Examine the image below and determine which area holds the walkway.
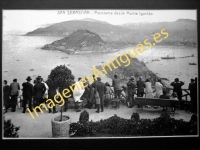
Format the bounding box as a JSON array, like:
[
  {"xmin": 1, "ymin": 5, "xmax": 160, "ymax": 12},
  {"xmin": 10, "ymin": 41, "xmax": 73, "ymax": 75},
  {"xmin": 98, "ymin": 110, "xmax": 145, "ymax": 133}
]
[{"xmin": 3, "ymin": 102, "xmax": 193, "ymax": 138}]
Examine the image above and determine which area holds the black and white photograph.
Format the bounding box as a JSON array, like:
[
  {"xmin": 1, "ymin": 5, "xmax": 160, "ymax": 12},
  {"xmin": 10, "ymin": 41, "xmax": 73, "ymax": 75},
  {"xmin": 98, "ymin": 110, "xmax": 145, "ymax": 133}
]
[{"xmin": 2, "ymin": 9, "xmax": 198, "ymax": 138}]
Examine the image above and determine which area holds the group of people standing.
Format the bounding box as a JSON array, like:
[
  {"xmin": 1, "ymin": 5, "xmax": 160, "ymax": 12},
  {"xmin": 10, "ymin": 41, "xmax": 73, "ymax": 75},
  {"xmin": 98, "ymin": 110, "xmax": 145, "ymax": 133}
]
[
  {"xmin": 3, "ymin": 76, "xmax": 49, "ymax": 113},
  {"xmin": 112, "ymin": 75, "xmax": 197, "ymax": 113},
  {"xmin": 75, "ymin": 75, "xmax": 107, "ymax": 113},
  {"xmin": 3, "ymin": 75, "xmax": 108, "ymax": 114},
  {"xmin": 3, "ymin": 74, "xmax": 197, "ymax": 115}
]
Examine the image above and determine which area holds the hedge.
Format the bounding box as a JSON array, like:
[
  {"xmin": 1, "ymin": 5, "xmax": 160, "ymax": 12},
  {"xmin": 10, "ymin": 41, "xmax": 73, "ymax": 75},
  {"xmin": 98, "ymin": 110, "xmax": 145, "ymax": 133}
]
[{"xmin": 69, "ymin": 112, "xmax": 197, "ymax": 137}]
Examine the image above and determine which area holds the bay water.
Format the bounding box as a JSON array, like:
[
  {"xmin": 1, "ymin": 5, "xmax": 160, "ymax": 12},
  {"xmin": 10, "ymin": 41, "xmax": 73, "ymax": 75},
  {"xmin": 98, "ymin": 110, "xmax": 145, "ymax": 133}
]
[{"xmin": 3, "ymin": 35, "xmax": 198, "ymax": 91}]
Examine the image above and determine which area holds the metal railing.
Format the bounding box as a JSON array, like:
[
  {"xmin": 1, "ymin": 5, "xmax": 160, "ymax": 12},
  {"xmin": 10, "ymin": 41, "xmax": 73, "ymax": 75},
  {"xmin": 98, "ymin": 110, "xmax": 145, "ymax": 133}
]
[{"xmin": 105, "ymin": 87, "xmax": 192, "ymax": 108}]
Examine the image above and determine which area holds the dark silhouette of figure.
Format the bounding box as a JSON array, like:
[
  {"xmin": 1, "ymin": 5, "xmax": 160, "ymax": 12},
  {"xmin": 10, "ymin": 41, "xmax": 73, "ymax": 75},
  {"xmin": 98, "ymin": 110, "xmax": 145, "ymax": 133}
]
[
  {"xmin": 137, "ymin": 77, "xmax": 145, "ymax": 97},
  {"xmin": 33, "ymin": 76, "xmax": 46, "ymax": 109},
  {"xmin": 170, "ymin": 78, "xmax": 184, "ymax": 110},
  {"xmin": 90, "ymin": 75, "xmax": 98, "ymax": 108},
  {"xmin": 22, "ymin": 76, "xmax": 34, "ymax": 113},
  {"xmin": 189, "ymin": 78, "xmax": 197, "ymax": 114},
  {"xmin": 95, "ymin": 77, "xmax": 106, "ymax": 113},
  {"xmin": 112, "ymin": 75, "xmax": 121, "ymax": 99},
  {"xmin": 127, "ymin": 76, "xmax": 136, "ymax": 108},
  {"xmin": 10, "ymin": 79, "xmax": 20, "ymax": 112},
  {"xmin": 3, "ymin": 80, "xmax": 10, "ymax": 113}
]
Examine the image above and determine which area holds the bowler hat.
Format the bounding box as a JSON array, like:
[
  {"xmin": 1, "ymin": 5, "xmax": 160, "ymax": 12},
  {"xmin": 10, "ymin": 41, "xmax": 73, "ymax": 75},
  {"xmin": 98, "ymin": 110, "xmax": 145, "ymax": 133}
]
[{"xmin": 26, "ymin": 76, "xmax": 32, "ymax": 81}]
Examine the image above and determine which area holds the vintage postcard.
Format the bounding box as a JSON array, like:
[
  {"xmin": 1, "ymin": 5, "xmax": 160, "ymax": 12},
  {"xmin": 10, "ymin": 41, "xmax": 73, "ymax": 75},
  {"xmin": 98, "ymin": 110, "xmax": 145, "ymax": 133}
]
[{"xmin": 2, "ymin": 10, "xmax": 198, "ymax": 138}]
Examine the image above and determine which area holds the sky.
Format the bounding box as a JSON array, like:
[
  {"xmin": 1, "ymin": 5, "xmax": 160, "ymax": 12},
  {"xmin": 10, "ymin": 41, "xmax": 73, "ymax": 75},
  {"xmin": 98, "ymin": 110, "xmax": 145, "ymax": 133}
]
[{"xmin": 3, "ymin": 10, "xmax": 197, "ymax": 33}]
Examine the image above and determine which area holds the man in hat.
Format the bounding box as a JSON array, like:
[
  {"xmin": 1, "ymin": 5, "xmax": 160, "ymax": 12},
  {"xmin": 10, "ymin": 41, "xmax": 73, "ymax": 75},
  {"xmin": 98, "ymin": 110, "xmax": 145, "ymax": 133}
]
[
  {"xmin": 170, "ymin": 78, "xmax": 184, "ymax": 110},
  {"xmin": 127, "ymin": 76, "xmax": 136, "ymax": 108},
  {"xmin": 10, "ymin": 78, "xmax": 20, "ymax": 112},
  {"xmin": 95, "ymin": 77, "xmax": 106, "ymax": 113},
  {"xmin": 33, "ymin": 76, "xmax": 46, "ymax": 110},
  {"xmin": 22, "ymin": 76, "xmax": 34, "ymax": 113}
]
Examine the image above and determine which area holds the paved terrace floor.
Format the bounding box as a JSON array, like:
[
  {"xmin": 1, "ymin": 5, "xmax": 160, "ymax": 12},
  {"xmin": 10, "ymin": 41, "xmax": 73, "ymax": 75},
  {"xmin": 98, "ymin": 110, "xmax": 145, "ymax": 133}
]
[{"xmin": 3, "ymin": 100, "xmax": 193, "ymax": 138}]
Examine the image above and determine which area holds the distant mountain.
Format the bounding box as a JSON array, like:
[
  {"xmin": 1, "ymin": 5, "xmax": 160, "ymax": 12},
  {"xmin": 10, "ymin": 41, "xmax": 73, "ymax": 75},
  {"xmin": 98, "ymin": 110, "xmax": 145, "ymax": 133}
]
[
  {"xmin": 4, "ymin": 30, "xmax": 27, "ymax": 35},
  {"xmin": 35, "ymin": 23, "xmax": 55, "ymax": 28},
  {"xmin": 25, "ymin": 19, "xmax": 131, "ymax": 38},
  {"xmin": 26, "ymin": 18, "xmax": 197, "ymax": 46},
  {"xmin": 120, "ymin": 19, "xmax": 197, "ymax": 44},
  {"xmin": 41, "ymin": 29, "xmax": 113, "ymax": 54},
  {"xmin": 76, "ymin": 18, "xmax": 109, "ymax": 24}
]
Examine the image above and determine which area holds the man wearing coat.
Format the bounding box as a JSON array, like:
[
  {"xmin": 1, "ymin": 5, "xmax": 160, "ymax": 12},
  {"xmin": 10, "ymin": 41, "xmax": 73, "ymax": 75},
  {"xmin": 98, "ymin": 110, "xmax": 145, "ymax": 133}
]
[
  {"xmin": 95, "ymin": 77, "xmax": 106, "ymax": 113},
  {"xmin": 136, "ymin": 77, "xmax": 145, "ymax": 108},
  {"xmin": 112, "ymin": 75, "xmax": 121, "ymax": 99},
  {"xmin": 10, "ymin": 78, "xmax": 20, "ymax": 112},
  {"xmin": 89, "ymin": 75, "xmax": 98, "ymax": 108},
  {"xmin": 22, "ymin": 76, "xmax": 34, "ymax": 113},
  {"xmin": 170, "ymin": 78, "xmax": 184, "ymax": 110},
  {"xmin": 33, "ymin": 76, "xmax": 46, "ymax": 110}
]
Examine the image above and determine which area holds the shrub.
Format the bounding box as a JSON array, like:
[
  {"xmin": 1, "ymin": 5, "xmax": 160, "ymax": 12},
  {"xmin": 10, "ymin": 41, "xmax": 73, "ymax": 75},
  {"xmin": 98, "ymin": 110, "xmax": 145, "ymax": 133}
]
[
  {"xmin": 79, "ymin": 110, "xmax": 89, "ymax": 124},
  {"xmin": 4, "ymin": 119, "xmax": 20, "ymax": 138},
  {"xmin": 69, "ymin": 113, "xmax": 197, "ymax": 137},
  {"xmin": 131, "ymin": 112, "xmax": 140, "ymax": 122}
]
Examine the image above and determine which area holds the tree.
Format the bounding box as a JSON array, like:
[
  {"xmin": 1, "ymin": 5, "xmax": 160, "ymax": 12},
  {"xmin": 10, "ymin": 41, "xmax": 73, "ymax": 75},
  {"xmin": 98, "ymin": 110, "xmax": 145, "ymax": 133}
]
[{"xmin": 48, "ymin": 65, "xmax": 75, "ymax": 121}]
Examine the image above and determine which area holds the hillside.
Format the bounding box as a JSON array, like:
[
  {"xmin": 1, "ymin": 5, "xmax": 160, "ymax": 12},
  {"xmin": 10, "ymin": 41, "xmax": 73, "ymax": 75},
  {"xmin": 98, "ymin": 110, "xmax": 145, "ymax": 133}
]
[
  {"xmin": 26, "ymin": 18, "xmax": 197, "ymax": 46},
  {"xmin": 25, "ymin": 20, "xmax": 131, "ymax": 38},
  {"xmin": 96, "ymin": 56, "xmax": 160, "ymax": 86},
  {"xmin": 120, "ymin": 19, "xmax": 197, "ymax": 45},
  {"xmin": 41, "ymin": 29, "xmax": 113, "ymax": 54}
]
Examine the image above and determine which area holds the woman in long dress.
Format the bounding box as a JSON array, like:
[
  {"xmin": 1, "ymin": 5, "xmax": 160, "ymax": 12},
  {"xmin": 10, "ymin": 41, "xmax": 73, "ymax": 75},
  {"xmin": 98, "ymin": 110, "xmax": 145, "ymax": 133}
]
[
  {"xmin": 155, "ymin": 79, "xmax": 163, "ymax": 98},
  {"xmin": 73, "ymin": 78, "xmax": 85, "ymax": 112},
  {"xmin": 104, "ymin": 82, "xmax": 112, "ymax": 106},
  {"xmin": 144, "ymin": 79, "xmax": 154, "ymax": 98}
]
